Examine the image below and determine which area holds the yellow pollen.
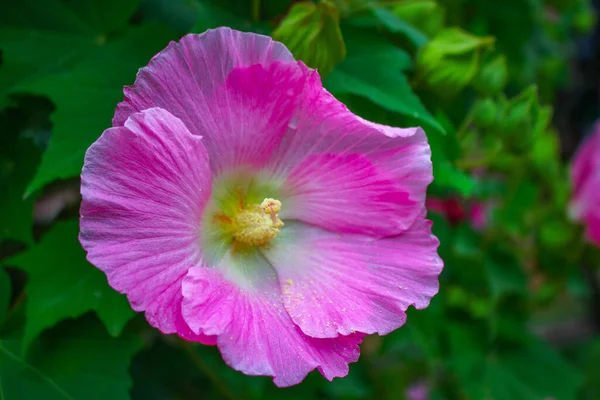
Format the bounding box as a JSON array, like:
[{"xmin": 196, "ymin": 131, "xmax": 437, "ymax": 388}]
[{"xmin": 231, "ymin": 198, "xmax": 284, "ymax": 246}]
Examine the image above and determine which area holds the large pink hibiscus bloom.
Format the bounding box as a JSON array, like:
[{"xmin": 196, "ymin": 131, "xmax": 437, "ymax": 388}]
[
  {"xmin": 79, "ymin": 27, "xmax": 443, "ymax": 387},
  {"xmin": 570, "ymin": 122, "xmax": 600, "ymax": 246}
]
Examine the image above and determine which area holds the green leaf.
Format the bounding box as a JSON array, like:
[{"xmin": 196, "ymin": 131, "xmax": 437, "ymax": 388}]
[
  {"xmin": 0, "ymin": 133, "xmax": 41, "ymax": 245},
  {"xmin": 273, "ymin": 1, "xmax": 346, "ymax": 77},
  {"xmin": 0, "ymin": 314, "xmax": 142, "ymax": 400},
  {"xmin": 473, "ymin": 55, "xmax": 508, "ymax": 96},
  {"xmin": 0, "ymin": 0, "xmax": 176, "ymax": 194},
  {"xmin": 341, "ymin": 26, "xmax": 412, "ymax": 73},
  {"xmin": 448, "ymin": 324, "xmax": 582, "ymax": 400},
  {"xmin": 192, "ymin": 1, "xmax": 270, "ymax": 34},
  {"xmin": 391, "ymin": 0, "xmax": 445, "ymax": 38},
  {"xmin": 4, "ymin": 221, "xmax": 135, "ymax": 349},
  {"xmin": 471, "ymin": 98, "xmax": 499, "ymax": 128},
  {"xmin": 370, "ymin": 7, "xmax": 428, "ymax": 47},
  {"xmin": 193, "ymin": 2, "xmax": 247, "ymax": 32},
  {"xmin": 427, "ymin": 118, "xmax": 476, "ymax": 196},
  {"xmin": 326, "ymin": 68, "xmax": 443, "ymax": 135},
  {"xmin": 482, "ymin": 338, "xmax": 583, "ymax": 400},
  {"xmin": 485, "ymin": 248, "xmax": 527, "ymax": 299},
  {"xmin": 325, "ymin": 31, "xmax": 444, "ymax": 136},
  {"xmin": 416, "ymin": 27, "xmax": 494, "ymax": 95},
  {"xmin": 0, "ymin": 268, "xmax": 10, "ymax": 325},
  {"xmin": 0, "ymin": 0, "xmax": 141, "ymax": 104}
]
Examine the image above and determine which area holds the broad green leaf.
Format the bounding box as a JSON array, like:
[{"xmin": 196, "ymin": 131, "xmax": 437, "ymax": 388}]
[
  {"xmin": 482, "ymin": 338, "xmax": 583, "ymax": 400},
  {"xmin": 4, "ymin": 221, "xmax": 134, "ymax": 349},
  {"xmin": 273, "ymin": 1, "xmax": 346, "ymax": 77},
  {"xmin": 370, "ymin": 7, "xmax": 428, "ymax": 47},
  {"xmin": 0, "ymin": 268, "xmax": 10, "ymax": 324},
  {"xmin": 0, "ymin": 314, "xmax": 142, "ymax": 400},
  {"xmin": 132, "ymin": 338, "xmax": 271, "ymax": 400},
  {"xmin": 22, "ymin": 24, "xmax": 175, "ymax": 195},
  {"xmin": 0, "ymin": 135, "xmax": 40, "ymax": 245},
  {"xmin": 192, "ymin": 1, "xmax": 270, "ymax": 34},
  {"xmin": 0, "ymin": 0, "xmax": 176, "ymax": 194},
  {"xmin": 448, "ymin": 321, "xmax": 582, "ymax": 400},
  {"xmin": 341, "ymin": 26, "xmax": 412, "ymax": 73},
  {"xmin": 347, "ymin": 5, "xmax": 428, "ymax": 48},
  {"xmin": 326, "ymin": 67, "xmax": 443, "ymax": 136},
  {"xmin": 0, "ymin": 0, "xmax": 141, "ymax": 104},
  {"xmin": 140, "ymin": 0, "xmax": 202, "ymax": 34},
  {"xmin": 325, "ymin": 36, "xmax": 444, "ymax": 136}
]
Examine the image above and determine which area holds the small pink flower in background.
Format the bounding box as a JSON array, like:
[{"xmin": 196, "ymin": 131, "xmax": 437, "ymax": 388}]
[
  {"xmin": 79, "ymin": 28, "xmax": 442, "ymax": 386},
  {"xmin": 426, "ymin": 196, "xmax": 488, "ymax": 230},
  {"xmin": 469, "ymin": 202, "xmax": 488, "ymax": 231},
  {"xmin": 426, "ymin": 197, "xmax": 466, "ymax": 225},
  {"xmin": 405, "ymin": 381, "xmax": 430, "ymax": 400},
  {"xmin": 570, "ymin": 122, "xmax": 600, "ymax": 246}
]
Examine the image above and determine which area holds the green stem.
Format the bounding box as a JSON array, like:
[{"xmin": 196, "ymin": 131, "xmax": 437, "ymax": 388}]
[{"xmin": 179, "ymin": 340, "xmax": 239, "ymax": 400}]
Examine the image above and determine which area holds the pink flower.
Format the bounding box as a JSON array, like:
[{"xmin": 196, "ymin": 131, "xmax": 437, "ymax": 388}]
[
  {"xmin": 79, "ymin": 28, "xmax": 442, "ymax": 386},
  {"xmin": 426, "ymin": 196, "xmax": 488, "ymax": 230},
  {"xmin": 426, "ymin": 197, "xmax": 466, "ymax": 225},
  {"xmin": 570, "ymin": 122, "xmax": 600, "ymax": 246}
]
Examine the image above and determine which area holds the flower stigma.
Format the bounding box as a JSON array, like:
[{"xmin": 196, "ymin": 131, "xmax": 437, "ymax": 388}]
[{"xmin": 230, "ymin": 198, "xmax": 284, "ymax": 247}]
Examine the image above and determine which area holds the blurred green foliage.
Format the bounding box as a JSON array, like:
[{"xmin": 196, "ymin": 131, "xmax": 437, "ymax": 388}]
[{"xmin": 0, "ymin": 0, "xmax": 598, "ymax": 399}]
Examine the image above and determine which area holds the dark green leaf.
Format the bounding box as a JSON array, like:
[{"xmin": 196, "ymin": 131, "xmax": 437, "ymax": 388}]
[
  {"xmin": 369, "ymin": 7, "xmax": 428, "ymax": 48},
  {"xmin": 0, "ymin": 0, "xmax": 141, "ymax": 104},
  {"xmin": 341, "ymin": 26, "xmax": 412, "ymax": 72},
  {"xmin": 192, "ymin": 1, "xmax": 267, "ymax": 34},
  {"xmin": 325, "ymin": 54, "xmax": 444, "ymax": 136},
  {"xmin": 22, "ymin": 24, "xmax": 175, "ymax": 194},
  {"xmin": 0, "ymin": 0, "xmax": 176, "ymax": 193},
  {"xmin": 0, "ymin": 314, "xmax": 142, "ymax": 400},
  {"xmin": 483, "ymin": 338, "xmax": 583, "ymax": 400},
  {"xmin": 485, "ymin": 248, "xmax": 527, "ymax": 298},
  {"xmin": 4, "ymin": 221, "xmax": 135, "ymax": 348},
  {"xmin": 0, "ymin": 136, "xmax": 40, "ymax": 245},
  {"xmin": 0, "ymin": 268, "xmax": 10, "ymax": 325}
]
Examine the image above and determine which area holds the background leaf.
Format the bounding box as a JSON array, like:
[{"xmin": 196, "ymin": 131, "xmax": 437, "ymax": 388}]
[
  {"xmin": 0, "ymin": 0, "xmax": 176, "ymax": 194},
  {"xmin": 3, "ymin": 222, "xmax": 135, "ymax": 349},
  {"xmin": 274, "ymin": 1, "xmax": 346, "ymax": 76},
  {"xmin": 0, "ymin": 314, "xmax": 142, "ymax": 400},
  {"xmin": 325, "ymin": 28, "xmax": 444, "ymax": 135},
  {"xmin": 0, "ymin": 268, "xmax": 10, "ymax": 325}
]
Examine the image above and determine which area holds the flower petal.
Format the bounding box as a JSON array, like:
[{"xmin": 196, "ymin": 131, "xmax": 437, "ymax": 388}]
[
  {"xmin": 114, "ymin": 28, "xmax": 304, "ymax": 173},
  {"xmin": 181, "ymin": 250, "xmax": 362, "ymax": 387},
  {"xmin": 205, "ymin": 61, "xmax": 313, "ymax": 172},
  {"xmin": 80, "ymin": 107, "xmax": 212, "ymax": 341},
  {"xmin": 262, "ymin": 214, "xmax": 442, "ymax": 338},
  {"xmin": 570, "ymin": 123, "xmax": 600, "ymax": 245},
  {"xmin": 281, "ymin": 153, "xmax": 411, "ymax": 236},
  {"xmin": 269, "ymin": 75, "xmax": 432, "ymax": 235},
  {"xmin": 572, "ymin": 123, "xmax": 600, "ymax": 199}
]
